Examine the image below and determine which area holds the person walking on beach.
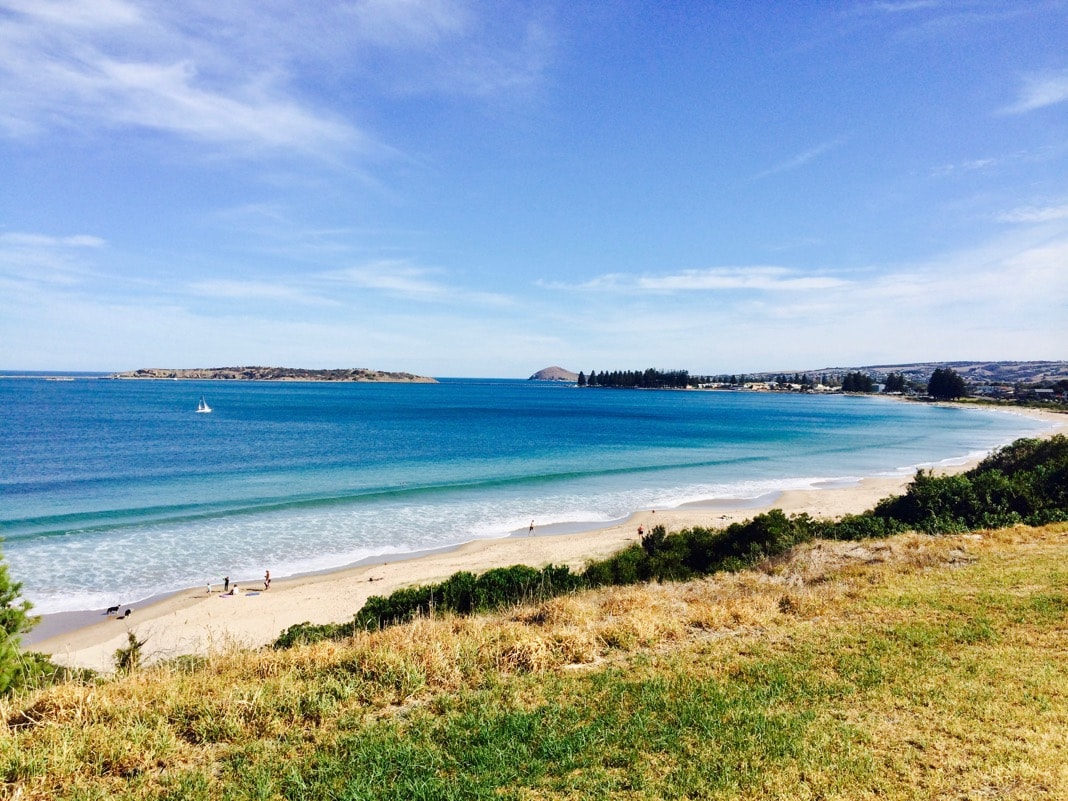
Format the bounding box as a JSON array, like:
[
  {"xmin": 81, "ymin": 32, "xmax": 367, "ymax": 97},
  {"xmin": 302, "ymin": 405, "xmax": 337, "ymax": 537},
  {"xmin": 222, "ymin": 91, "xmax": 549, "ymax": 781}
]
[
  {"xmin": 529, "ymin": 519, "xmax": 535, "ymax": 536},
  {"xmin": 224, "ymin": 576, "xmax": 230, "ymax": 593},
  {"xmin": 264, "ymin": 570, "xmax": 271, "ymax": 591}
]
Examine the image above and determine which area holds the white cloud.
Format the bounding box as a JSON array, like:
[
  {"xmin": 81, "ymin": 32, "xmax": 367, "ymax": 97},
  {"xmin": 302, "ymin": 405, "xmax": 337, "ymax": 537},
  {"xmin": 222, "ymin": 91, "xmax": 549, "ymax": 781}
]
[
  {"xmin": 1, "ymin": 0, "xmax": 143, "ymax": 28},
  {"xmin": 556, "ymin": 266, "xmax": 850, "ymax": 294},
  {"xmin": 345, "ymin": 0, "xmax": 470, "ymax": 47},
  {"xmin": 930, "ymin": 157, "xmax": 997, "ymax": 177},
  {"xmin": 639, "ymin": 268, "xmax": 849, "ymax": 292},
  {"xmin": 0, "ymin": 231, "xmax": 107, "ymax": 285},
  {"xmin": 326, "ymin": 262, "xmax": 451, "ymax": 297},
  {"xmin": 0, "ymin": 3, "xmax": 358, "ymax": 154},
  {"xmin": 0, "ymin": 233, "xmax": 105, "ymax": 248},
  {"xmin": 322, "ymin": 261, "xmax": 514, "ymax": 307},
  {"xmin": 869, "ymin": 1, "xmax": 944, "ymax": 12},
  {"xmin": 1002, "ymin": 70, "xmax": 1068, "ymax": 114},
  {"xmin": 997, "ymin": 203, "xmax": 1068, "ymax": 223},
  {"xmin": 0, "ymin": 0, "xmax": 553, "ymax": 149},
  {"xmin": 186, "ymin": 279, "xmax": 337, "ymax": 307},
  {"xmin": 753, "ymin": 138, "xmax": 845, "ymax": 180}
]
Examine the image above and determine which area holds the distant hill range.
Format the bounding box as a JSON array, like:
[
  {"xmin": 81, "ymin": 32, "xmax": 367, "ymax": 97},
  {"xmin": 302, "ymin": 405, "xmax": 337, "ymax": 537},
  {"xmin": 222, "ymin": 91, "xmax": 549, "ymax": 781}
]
[
  {"xmin": 112, "ymin": 367, "xmax": 437, "ymax": 383},
  {"xmin": 758, "ymin": 360, "xmax": 1068, "ymax": 385},
  {"xmin": 528, "ymin": 366, "xmax": 580, "ymax": 382}
]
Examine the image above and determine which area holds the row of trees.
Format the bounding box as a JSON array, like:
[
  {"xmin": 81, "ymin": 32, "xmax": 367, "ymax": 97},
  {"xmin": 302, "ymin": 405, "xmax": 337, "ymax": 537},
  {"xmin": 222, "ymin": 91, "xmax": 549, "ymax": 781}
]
[
  {"xmin": 695, "ymin": 371, "xmax": 927, "ymax": 394},
  {"xmin": 578, "ymin": 369, "xmax": 692, "ymax": 388},
  {"xmin": 840, "ymin": 372, "xmax": 876, "ymax": 393},
  {"xmin": 841, "ymin": 368, "xmax": 958, "ymax": 397}
]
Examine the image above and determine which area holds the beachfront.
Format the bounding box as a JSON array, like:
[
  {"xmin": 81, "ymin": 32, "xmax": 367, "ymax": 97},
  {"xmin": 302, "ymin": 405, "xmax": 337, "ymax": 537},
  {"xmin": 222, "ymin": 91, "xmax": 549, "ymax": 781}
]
[{"xmin": 30, "ymin": 407, "xmax": 1064, "ymax": 674}]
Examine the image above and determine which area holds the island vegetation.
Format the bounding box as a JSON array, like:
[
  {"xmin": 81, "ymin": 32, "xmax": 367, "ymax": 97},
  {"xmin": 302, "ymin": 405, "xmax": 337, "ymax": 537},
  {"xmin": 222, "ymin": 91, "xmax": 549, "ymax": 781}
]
[{"xmin": 110, "ymin": 366, "xmax": 437, "ymax": 383}]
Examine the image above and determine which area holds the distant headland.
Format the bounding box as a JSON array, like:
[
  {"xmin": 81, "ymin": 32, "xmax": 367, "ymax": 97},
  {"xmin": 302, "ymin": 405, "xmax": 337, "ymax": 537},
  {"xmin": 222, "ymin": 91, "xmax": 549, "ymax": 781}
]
[{"xmin": 110, "ymin": 367, "xmax": 438, "ymax": 383}]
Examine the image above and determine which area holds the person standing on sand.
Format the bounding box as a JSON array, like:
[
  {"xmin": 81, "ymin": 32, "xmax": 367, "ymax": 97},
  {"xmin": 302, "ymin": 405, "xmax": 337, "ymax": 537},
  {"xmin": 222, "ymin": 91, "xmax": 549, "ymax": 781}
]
[
  {"xmin": 264, "ymin": 570, "xmax": 271, "ymax": 591},
  {"xmin": 529, "ymin": 520, "xmax": 535, "ymax": 536},
  {"xmin": 224, "ymin": 576, "xmax": 230, "ymax": 593}
]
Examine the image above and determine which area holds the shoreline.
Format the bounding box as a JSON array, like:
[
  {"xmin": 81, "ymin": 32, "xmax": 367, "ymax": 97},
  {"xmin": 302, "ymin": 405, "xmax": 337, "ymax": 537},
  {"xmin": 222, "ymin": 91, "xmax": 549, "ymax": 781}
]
[{"xmin": 29, "ymin": 407, "xmax": 1065, "ymax": 673}]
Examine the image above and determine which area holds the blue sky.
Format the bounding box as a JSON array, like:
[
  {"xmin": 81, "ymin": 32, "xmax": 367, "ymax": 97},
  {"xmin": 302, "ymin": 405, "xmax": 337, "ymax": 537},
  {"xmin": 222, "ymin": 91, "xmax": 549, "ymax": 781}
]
[{"xmin": 1, "ymin": 0, "xmax": 1066, "ymax": 377}]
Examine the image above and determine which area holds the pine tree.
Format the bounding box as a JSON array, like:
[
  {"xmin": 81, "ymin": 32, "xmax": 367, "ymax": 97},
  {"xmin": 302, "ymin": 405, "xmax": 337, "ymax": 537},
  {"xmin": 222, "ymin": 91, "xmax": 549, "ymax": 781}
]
[
  {"xmin": 0, "ymin": 545, "xmax": 38, "ymax": 694},
  {"xmin": 927, "ymin": 367, "xmax": 967, "ymax": 399}
]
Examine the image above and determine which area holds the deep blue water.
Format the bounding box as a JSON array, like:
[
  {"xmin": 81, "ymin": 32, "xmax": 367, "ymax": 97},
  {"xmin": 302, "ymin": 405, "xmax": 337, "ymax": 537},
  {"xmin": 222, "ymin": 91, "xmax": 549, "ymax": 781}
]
[{"xmin": 0, "ymin": 377, "xmax": 1049, "ymax": 613}]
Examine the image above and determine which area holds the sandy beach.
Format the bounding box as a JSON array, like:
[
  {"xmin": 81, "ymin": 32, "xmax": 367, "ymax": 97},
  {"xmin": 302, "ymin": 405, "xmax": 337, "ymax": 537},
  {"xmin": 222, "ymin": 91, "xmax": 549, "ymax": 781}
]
[{"xmin": 30, "ymin": 405, "xmax": 1064, "ymax": 673}]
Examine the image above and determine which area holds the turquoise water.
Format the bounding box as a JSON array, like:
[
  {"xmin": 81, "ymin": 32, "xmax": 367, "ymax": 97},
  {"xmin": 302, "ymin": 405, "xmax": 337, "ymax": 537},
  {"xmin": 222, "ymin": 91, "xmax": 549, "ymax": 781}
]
[{"xmin": 0, "ymin": 377, "xmax": 1049, "ymax": 614}]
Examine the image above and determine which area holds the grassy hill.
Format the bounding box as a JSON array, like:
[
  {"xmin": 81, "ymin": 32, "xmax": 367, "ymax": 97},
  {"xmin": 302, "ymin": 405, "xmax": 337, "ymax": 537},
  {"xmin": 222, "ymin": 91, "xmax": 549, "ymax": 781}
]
[{"xmin": 3, "ymin": 521, "xmax": 1066, "ymax": 800}]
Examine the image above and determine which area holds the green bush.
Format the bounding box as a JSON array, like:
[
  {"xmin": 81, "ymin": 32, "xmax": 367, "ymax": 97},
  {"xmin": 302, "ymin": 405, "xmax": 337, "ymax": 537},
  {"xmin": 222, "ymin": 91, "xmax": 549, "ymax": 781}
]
[
  {"xmin": 273, "ymin": 620, "xmax": 353, "ymax": 649},
  {"xmin": 275, "ymin": 563, "xmax": 585, "ymax": 647},
  {"xmin": 854, "ymin": 435, "xmax": 1068, "ymax": 535}
]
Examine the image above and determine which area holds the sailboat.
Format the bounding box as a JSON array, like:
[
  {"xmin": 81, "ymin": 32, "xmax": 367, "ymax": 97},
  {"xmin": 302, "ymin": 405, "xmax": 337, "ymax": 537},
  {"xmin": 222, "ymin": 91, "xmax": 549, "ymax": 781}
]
[{"xmin": 196, "ymin": 396, "xmax": 212, "ymax": 414}]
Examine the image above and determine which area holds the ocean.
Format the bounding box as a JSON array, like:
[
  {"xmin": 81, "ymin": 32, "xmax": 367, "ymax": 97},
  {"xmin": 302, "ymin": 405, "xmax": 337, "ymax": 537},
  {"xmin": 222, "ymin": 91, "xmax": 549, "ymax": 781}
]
[{"xmin": 0, "ymin": 377, "xmax": 1050, "ymax": 616}]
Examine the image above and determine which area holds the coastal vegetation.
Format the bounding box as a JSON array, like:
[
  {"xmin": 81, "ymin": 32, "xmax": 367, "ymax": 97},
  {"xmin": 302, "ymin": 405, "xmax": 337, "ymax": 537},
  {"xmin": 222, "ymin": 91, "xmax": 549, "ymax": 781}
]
[
  {"xmin": 926, "ymin": 366, "xmax": 967, "ymax": 399},
  {"xmin": 0, "ymin": 550, "xmax": 37, "ymax": 695},
  {"xmin": 839, "ymin": 371, "xmax": 875, "ymax": 393},
  {"xmin": 1, "ymin": 434, "xmax": 1066, "ymax": 798},
  {"xmin": 579, "ymin": 368, "xmax": 692, "ymax": 388}
]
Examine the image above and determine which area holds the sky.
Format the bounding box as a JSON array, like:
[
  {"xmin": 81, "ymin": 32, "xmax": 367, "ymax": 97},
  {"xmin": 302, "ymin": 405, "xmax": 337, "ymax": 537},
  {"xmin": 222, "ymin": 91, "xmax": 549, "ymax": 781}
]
[{"xmin": 1, "ymin": 0, "xmax": 1066, "ymax": 378}]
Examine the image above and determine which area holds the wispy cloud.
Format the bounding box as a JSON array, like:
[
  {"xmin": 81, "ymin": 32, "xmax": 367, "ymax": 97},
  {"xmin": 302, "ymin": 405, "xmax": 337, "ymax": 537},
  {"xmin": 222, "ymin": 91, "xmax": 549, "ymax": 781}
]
[
  {"xmin": 752, "ymin": 138, "xmax": 845, "ymax": 180},
  {"xmin": 0, "ymin": 233, "xmax": 105, "ymax": 249},
  {"xmin": 0, "ymin": 0, "xmax": 363, "ymax": 154},
  {"xmin": 185, "ymin": 279, "xmax": 338, "ymax": 307},
  {"xmin": 344, "ymin": 0, "xmax": 471, "ymax": 48},
  {"xmin": 1002, "ymin": 69, "xmax": 1068, "ymax": 114},
  {"xmin": 997, "ymin": 203, "xmax": 1068, "ymax": 223},
  {"xmin": 0, "ymin": 0, "xmax": 553, "ymax": 152},
  {"xmin": 868, "ymin": 1, "xmax": 945, "ymax": 13},
  {"xmin": 555, "ymin": 266, "xmax": 850, "ymax": 295},
  {"xmin": 930, "ymin": 157, "xmax": 997, "ymax": 177},
  {"xmin": 327, "ymin": 262, "xmax": 451, "ymax": 297},
  {"xmin": 0, "ymin": 231, "xmax": 106, "ymax": 284},
  {"xmin": 325, "ymin": 261, "xmax": 513, "ymax": 306}
]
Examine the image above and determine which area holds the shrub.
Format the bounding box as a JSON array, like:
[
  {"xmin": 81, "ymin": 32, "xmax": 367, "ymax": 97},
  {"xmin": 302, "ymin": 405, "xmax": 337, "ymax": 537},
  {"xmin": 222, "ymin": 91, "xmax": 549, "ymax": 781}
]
[{"xmin": 114, "ymin": 632, "xmax": 147, "ymax": 673}]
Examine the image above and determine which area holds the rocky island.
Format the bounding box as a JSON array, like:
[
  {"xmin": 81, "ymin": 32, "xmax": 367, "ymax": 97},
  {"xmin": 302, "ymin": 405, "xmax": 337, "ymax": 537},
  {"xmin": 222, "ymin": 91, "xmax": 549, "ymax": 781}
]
[
  {"xmin": 111, "ymin": 366, "xmax": 437, "ymax": 383},
  {"xmin": 528, "ymin": 365, "xmax": 579, "ymax": 382}
]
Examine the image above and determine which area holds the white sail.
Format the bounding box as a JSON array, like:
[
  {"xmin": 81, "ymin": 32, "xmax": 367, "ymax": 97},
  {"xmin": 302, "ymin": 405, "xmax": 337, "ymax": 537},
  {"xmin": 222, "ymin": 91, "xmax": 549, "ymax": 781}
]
[{"xmin": 196, "ymin": 396, "xmax": 212, "ymax": 413}]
